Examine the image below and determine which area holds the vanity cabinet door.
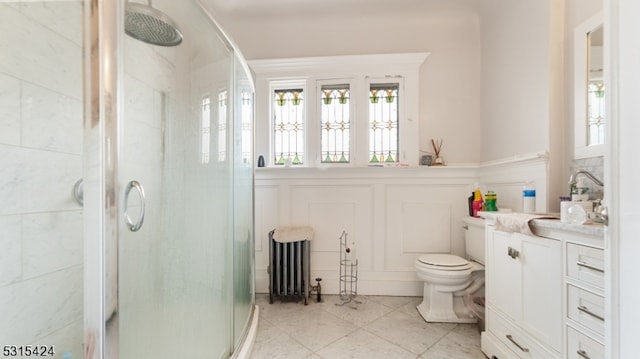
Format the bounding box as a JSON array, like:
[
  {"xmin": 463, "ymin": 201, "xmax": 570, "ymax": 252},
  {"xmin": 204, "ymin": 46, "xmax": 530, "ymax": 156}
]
[
  {"xmin": 521, "ymin": 235, "xmax": 563, "ymax": 352},
  {"xmin": 485, "ymin": 226, "xmax": 563, "ymax": 357},
  {"xmin": 488, "ymin": 229, "xmax": 523, "ymax": 321}
]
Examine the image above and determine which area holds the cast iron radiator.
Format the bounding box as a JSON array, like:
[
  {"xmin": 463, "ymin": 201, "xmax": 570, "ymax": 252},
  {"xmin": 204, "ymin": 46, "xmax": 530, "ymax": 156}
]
[{"xmin": 268, "ymin": 229, "xmax": 310, "ymax": 305}]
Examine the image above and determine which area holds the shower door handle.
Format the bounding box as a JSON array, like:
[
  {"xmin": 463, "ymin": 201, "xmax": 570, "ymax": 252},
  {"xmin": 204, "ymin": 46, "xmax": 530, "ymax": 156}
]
[{"xmin": 124, "ymin": 180, "xmax": 146, "ymax": 232}]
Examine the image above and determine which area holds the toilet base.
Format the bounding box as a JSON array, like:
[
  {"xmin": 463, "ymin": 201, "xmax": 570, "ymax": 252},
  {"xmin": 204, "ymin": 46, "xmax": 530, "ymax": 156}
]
[{"xmin": 416, "ymin": 283, "xmax": 477, "ymax": 324}]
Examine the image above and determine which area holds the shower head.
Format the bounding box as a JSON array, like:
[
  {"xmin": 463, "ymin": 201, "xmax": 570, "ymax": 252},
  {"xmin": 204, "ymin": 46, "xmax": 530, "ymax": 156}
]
[{"xmin": 125, "ymin": 2, "xmax": 183, "ymax": 47}]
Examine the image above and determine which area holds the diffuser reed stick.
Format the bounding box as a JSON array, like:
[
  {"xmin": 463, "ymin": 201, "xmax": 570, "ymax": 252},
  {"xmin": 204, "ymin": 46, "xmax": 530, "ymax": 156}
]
[{"xmin": 431, "ymin": 138, "xmax": 444, "ymax": 165}]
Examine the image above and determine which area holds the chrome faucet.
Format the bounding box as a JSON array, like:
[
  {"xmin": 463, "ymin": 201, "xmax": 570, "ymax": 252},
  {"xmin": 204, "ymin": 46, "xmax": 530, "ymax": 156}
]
[{"xmin": 568, "ymin": 169, "xmax": 604, "ymax": 188}]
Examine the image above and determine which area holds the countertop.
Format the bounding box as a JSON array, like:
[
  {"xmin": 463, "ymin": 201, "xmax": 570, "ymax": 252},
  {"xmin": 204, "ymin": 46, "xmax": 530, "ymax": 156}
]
[
  {"xmin": 479, "ymin": 211, "xmax": 605, "ymax": 239},
  {"xmin": 530, "ymin": 218, "xmax": 605, "ymax": 238}
]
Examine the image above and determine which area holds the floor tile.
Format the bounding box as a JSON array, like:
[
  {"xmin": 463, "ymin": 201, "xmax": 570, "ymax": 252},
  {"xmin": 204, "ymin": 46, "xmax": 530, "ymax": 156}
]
[
  {"xmin": 364, "ymin": 309, "xmax": 455, "ymax": 355},
  {"xmin": 249, "ymin": 294, "xmax": 485, "ymax": 359},
  {"xmin": 316, "ymin": 329, "xmax": 416, "ymax": 359},
  {"xmin": 249, "ymin": 320, "xmax": 314, "ymax": 359},
  {"xmin": 419, "ymin": 324, "xmax": 485, "ymax": 359}
]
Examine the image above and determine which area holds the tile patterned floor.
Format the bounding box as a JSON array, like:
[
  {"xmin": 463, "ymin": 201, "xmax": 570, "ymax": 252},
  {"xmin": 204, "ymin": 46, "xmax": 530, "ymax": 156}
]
[{"xmin": 249, "ymin": 294, "xmax": 487, "ymax": 359}]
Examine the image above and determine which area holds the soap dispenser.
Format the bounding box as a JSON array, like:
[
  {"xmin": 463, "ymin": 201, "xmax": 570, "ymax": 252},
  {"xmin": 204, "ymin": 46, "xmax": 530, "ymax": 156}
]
[{"xmin": 571, "ymin": 177, "xmax": 589, "ymax": 201}]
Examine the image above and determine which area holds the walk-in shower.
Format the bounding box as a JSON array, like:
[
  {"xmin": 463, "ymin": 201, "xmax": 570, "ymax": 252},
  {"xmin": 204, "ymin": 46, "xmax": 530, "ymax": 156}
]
[{"xmin": 0, "ymin": 1, "xmax": 255, "ymax": 358}]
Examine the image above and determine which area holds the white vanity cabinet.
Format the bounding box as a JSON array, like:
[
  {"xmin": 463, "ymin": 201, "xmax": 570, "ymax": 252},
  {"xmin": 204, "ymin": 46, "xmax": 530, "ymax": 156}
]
[
  {"xmin": 481, "ymin": 223, "xmax": 563, "ymax": 359},
  {"xmin": 563, "ymin": 231, "xmax": 605, "ymax": 359}
]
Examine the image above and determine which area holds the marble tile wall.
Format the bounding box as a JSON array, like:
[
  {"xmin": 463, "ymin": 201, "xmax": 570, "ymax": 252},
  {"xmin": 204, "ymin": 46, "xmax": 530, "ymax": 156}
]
[{"xmin": 0, "ymin": 2, "xmax": 83, "ymax": 356}]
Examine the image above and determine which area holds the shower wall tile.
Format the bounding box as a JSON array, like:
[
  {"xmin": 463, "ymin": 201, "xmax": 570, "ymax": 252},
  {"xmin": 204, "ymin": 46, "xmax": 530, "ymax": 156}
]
[
  {"xmin": 36, "ymin": 319, "xmax": 83, "ymax": 358},
  {"xmin": 0, "ymin": 1, "xmax": 84, "ymax": 351},
  {"xmin": 0, "ymin": 145, "xmax": 81, "ymax": 215},
  {"xmin": 125, "ymin": 74, "xmax": 164, "ymax": 130},
  {"xmin": 0, "ymin": 215, "xmax": 22, "ymax": 286},
  {"xmin": 22, "ymin": 82, "xmax": 83, "ymax": 154},
  {"xmin": 123, "ymin": 120, "xmax": 164, "ymax": 166},
  {"xmin": 0, "ymin": 73, "xmax": 21, "ymax": 146},
  {"xmin": 125, "ymin": 37, "xmax": 176, "ymax": 94},
  {"xmin": 0, "ymin": 145, "xmax": 24, "ymax": 214},
  {"xmin": 19, "ymin": 1, "xmax": 83, "ymax": 46},
  {"xmin": 22, "ymin": 211, "xmax": 83, "ymax": 279},
  {"xmin": 0, "ymin": 4, "xmax": 81, "ymax": 99},
  {"xmin": 0, "ymin": 265, "xmax": 83, "ymax": 343},
  {"xmin": 2, "ymin": 3, "xmax": 20, "ymax": 11}
]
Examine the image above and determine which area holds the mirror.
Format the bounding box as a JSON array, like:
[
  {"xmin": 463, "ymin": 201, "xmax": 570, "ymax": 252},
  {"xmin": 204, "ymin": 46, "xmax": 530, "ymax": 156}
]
[
  {"xmin": 587, "ymin": 26, "xmax": 604, "ymax": 146},
  {"xmin": 574, "ymin": 12, "xmax": 604, "ymax": 159}
]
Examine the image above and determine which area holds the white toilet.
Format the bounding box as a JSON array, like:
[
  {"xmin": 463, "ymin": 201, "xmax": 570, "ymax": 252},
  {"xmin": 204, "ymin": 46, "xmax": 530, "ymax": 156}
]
[{"xmin": 415, "ymin": 216, "xmax": 485, "ymax": 323}]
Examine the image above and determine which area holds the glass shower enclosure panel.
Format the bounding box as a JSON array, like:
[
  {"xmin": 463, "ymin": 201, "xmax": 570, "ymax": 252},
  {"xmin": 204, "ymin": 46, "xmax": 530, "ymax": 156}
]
[
  {"xmin": 233, "ymin": 54, "xmax": 255, "ymax": 345},
  {"xmin": 117, "ymin": 1, "xmax": 240, "ymax": 358}
]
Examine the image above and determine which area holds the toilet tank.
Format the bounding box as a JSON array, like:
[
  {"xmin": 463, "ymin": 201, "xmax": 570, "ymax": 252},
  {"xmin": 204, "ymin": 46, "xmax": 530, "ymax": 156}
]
[{"xmin": 463, "ymin": 216, "xmax": 485, "ymax": 265}]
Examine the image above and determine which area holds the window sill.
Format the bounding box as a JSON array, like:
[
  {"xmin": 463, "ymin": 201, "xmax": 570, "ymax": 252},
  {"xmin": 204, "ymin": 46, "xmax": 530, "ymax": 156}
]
[{"xmin": 255, "ymin": 165, "xmax": 479, "ymax": 181}]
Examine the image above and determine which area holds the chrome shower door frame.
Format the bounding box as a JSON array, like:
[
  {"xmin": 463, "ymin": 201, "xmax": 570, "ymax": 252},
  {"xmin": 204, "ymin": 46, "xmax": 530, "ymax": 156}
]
[{"xmin": 84, "ymin": 0, "xmax": 122, "ymax": 358}]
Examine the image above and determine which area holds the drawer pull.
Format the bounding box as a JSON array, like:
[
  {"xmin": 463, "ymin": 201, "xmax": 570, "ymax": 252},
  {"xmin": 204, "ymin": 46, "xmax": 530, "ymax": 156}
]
[
  {"xmin": 506, "ymin": 334, "xmax": 530, "ymax": 353},
  {"xmin": 578, "ymin": 305, "xmax": 605, "ymax": 321},
  {"xmin": 507, "ymin": 247, "xmax": 520, "ymax": 259},
  {"xmin": 577, "ymin": 349, "xmax": 591, "ymax": 359},
  {"xmin": 576, "ymin": 260, "xmax": 604, "ymax": 273}
]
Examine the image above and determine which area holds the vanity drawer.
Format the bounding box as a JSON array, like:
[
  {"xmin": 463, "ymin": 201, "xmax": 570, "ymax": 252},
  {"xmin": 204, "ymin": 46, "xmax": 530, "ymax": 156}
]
[
  {"xmin": 567, "ymin": 284, "xmax": 605, "ymax": 336},
  {"xmin": 566, "ymin": 243, "xmax": 604, "ymax": 288},
  {"xmin": 567, "ymin": 326, "xmax": 604, "ymax": 359},
  {"xmin": 487, "ymin": 308, "xmax": 558, "ymax": 359}
]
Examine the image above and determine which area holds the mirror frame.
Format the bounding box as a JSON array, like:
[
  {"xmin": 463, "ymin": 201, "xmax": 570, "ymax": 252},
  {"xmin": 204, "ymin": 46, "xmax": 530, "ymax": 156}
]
[{"xmin": 574, "ymin": 12, "xmax": 604, "ymax": 159}]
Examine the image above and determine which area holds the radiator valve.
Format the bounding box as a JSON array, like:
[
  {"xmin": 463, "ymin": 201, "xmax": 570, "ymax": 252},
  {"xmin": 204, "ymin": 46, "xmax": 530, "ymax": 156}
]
[{"xmin": 311, "ymin": 277, "xmax": 322, "ymax": 302}]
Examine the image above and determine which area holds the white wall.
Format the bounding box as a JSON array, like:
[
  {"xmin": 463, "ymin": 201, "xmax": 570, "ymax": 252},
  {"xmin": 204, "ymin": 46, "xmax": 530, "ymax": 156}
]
[
  {"xmin": 0, "ymin": 2, "xmax": 83, "ymax": 355},
  {"xmin": 478, "ymin": 1, "xmax": 553, "ymax": 161},
  {"xmin": 211, "ymin": 0, "xmax": 588, "ymax": 294},
  {"xmin": 221, "ymin": 0, "xmax": 562, "ymax": 294},
  {"xmin": 476, "ymin": 0, "xmax": 565, "ymax": 212},
  {"xmin": 216, "ymin": 5, "xmax": 483, "ymax": 165}
]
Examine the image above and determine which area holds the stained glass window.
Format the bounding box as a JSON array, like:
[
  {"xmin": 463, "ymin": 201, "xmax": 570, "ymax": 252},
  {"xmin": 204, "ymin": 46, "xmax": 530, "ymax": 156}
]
[
  {"xmin": 273, "ymin": 89, "xmax": 304, "ymax": 165},
  {"xmin": 587, "ymin": 80, "xmax": 605, "ymax": 146},
  {"xmin": 320, "ymin": 85, "xmax": 350, "ymax": 163},
  {"xmin": 218, "ymin": 90, "xmax": 227, "ymax": 162},
  {"xmin": 201, "ymin": 96, "xmax": 211, "ymax": 164},
  {"xmin": 241, "ymin": 90, "xmax": 252, "ymax": 164},
  {"xmin": 369, "ymin": 83, "xmax": 399, "ymax": 163}
]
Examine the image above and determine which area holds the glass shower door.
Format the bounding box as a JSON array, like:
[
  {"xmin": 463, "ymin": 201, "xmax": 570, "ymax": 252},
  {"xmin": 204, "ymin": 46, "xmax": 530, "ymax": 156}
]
[{"xmin": 117, "ymin": 1, "xmax": 235, "ymax": 358}]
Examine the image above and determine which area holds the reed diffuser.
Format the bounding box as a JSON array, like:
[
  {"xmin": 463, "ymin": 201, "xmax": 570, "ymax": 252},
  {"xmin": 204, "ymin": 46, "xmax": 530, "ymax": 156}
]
[{"xmin": 431, "ymin": 138, "xmax": 444, "ymax": 166}]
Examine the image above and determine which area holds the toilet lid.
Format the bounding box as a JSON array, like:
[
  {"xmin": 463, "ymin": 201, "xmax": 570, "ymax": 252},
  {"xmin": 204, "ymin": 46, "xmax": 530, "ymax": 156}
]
[{"xmin": 417, "ymin": 254, "xmax": 469, "ymax": 267}]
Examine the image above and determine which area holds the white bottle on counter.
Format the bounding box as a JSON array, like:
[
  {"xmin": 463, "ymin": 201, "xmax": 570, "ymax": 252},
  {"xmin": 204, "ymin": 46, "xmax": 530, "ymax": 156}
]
[{"xmin": 522, "ymin": 182, "xmax": 536, "ymax": 213}]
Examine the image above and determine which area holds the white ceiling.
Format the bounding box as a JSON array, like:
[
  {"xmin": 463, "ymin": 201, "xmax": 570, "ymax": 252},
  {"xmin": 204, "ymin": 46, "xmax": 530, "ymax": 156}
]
[{"xmin": 205, "ymin": 0, "xmax": 482, "ymax": 19}]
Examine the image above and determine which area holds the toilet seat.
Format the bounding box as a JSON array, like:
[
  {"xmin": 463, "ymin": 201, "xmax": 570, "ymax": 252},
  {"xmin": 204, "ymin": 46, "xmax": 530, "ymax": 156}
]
[{"xmin": 417, "ymin": 254, "xmax": 472, "ymax": 271}]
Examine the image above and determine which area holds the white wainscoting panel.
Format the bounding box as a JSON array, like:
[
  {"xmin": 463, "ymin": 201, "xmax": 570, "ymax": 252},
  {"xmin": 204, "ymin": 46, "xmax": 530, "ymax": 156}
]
[
  {"xmin": 254, "ymin": 185, "xmax": 280, "ymax": 292},
  {"xmin": 255, "ymin": 158, "xmax": 550, "ymax": 296},
  {"xmin": 290, "ymin": 185, "xmax": 374, "ymax": 272},
  {"xmin": 385, "ymin": 185, "xmax": 469, "ymax": 272},
  {"xmin": 255, "ymin": 167, "xmax": 477, "ymax": 296}
]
